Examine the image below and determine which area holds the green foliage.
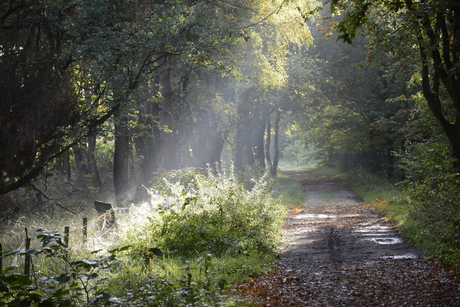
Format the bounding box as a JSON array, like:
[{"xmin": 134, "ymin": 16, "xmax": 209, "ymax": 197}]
[
  {"xmin": 107, "ymin": 253, "xmax": 270, "ymax": 307},
  {"xmin": 3, "ymin": 0, "xmax": 319, "ymax": 193},
  {"xmin": 0, "ymin": 164, "xmax": 285, "ymax": 306},
  {"xmin": 0, "ymin": 229, "xmax": 123, "ymax": 306},
  {"xmin": 398, "ymin": 133, "xmax": 460, "ymax": 269},
  {"xmin": 134, "ymin": 166, "xmax": 284, "ymax": 258},
  {"xmin": 329, "ymin": 0, "xmax": 460, "ymax": 166},
  {"xmin": 0, "ymin": 165, "xmax": 283, "ymax": 305},
  {"xmin": 281, "ymin": 130, "xmax": 319, "ymax": 168},
  {"xmin": 150, "ymin": 168, "xmax": 203, "ymax": 195}
]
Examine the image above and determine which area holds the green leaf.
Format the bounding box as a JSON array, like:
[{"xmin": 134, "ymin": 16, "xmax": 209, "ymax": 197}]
[
  {"xmin": 28, "ymin": 292, "xmax": 42, "ymax": 301},
  {"xmin": 72, "ymin": 259, "xmax": 101, "ymax": 268},
  {"xmin": 25, "ymin": 249, "xmax": 42, "ymax": 255},
  {"xmin": 52, "ymin": 288, "xmax": 70, "ymax": 298},
  {"xmin": 96, "ymin": 278, "xmax": 108, "ymax": 285},
  {"xmin": 218, "ymin": 278, "xmax": 227, "ymax": 290},
  {"xmin": 3, "ymin": 265, "xmax": 18, "ymax": 272},
  {"xmin": 108, "ymin": 245, "xmax": 132, "ymax": 253},
  {"xmin": 3, "ymin": 274, "xmax": 32, "ymax": 286}
]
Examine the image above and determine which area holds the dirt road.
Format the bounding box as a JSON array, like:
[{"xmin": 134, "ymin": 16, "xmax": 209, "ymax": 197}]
[{"xmin": 238, "ymin": 170, "xmax": 460, "ymax": 306}]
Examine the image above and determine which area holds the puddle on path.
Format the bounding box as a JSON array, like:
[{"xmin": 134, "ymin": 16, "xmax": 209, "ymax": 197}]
[
  {"xmin": 380, "ymin": 253, "xmax": 418, "ymax": 259},
  {"xmin": 370, "ymin": 237, "xmax": 403, "ymax": 244},
  {"xmin": 293, "ymin": 213, "xmax": 361, "ymax": 219}
]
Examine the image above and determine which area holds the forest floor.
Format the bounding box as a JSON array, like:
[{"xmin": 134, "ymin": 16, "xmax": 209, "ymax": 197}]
[{"xmin": 237, "ymin": 170, "xmax": 460, "ymax": 306}]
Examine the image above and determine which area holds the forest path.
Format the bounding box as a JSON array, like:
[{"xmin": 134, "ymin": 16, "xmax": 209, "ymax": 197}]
[{"xmin": 238, "ymin": 170, "xmax": 460, "ymax": 306}]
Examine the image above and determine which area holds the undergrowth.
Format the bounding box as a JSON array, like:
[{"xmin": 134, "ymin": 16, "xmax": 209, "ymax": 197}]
[{"xmin": 0, "ymin": 166, "xmax": 288, "ymax": 306}]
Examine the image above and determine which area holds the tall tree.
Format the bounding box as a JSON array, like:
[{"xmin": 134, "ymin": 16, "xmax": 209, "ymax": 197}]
[{"xmin": 328, "ymin": 0, "xmax": 460, "ymax": 166}]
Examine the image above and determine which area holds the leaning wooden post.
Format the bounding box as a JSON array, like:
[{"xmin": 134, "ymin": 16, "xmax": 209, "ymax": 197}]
[
  {"xmin": 94, "ymin": 201, "xmax": 116, "ymax": 235},
  {"xmin": 82, "ymin": 218, "xmax": 88, "ymax": 243},
  {"xmin": 0, "ymin": 243, "xmax": 3, "ymax": 272},
  {"xmin": 24, "ymin": 228, "xmax": 31, "ymax": 277}
]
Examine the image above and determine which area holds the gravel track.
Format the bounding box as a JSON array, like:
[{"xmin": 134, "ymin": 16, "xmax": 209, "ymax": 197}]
[{"xmin": 238, "ymin": 170, "xmax": 460, "ymax": 306}]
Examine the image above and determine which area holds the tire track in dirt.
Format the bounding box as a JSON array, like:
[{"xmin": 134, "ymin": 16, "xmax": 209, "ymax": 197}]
[{"xmin": 238, "ymin": 170, "xmax": 460, "ymax": 306}]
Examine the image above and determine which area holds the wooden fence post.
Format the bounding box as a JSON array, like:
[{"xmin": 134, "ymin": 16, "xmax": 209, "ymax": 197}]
[
  {"xmin": 63, "ymin": 226, "xmax": 69, "ymax": 247},
  {"xmin": 83, "ymin": 218, "xmax": 88, "ymax": 243},
  {"xmin": 24, "ymin": 228, "xmax": 30, "ymax": 277},
  {"xmin": 0, "ymin": 243, "xmax": 2, "ymax": 272},
  {"xmin": 63, "ymin": 226, "xmax": 69, "ymax": 259}
]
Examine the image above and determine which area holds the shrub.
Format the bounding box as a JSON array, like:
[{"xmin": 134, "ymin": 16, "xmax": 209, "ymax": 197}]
[
  {"xmin": 400, "ymin": 134, "xmax": 460, "ymax": 268},
  {"xmin": 126, "ymin": 165, "xmax": 284, "ymax": 258}
]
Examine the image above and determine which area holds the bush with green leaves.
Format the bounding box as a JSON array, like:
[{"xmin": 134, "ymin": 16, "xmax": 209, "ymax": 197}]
[
  {"xmin": 400, "ymin": 133, "xmax": 460, "ymax": 268},
  {"xmin": 124, "ymin": 165, "xmax": 284, "ymax": 258}
]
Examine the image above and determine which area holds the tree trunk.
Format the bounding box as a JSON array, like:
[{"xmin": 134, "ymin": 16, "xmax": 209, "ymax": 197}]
[
  {"xmin": 159, "ymin": 55, "xmax": 176, "ymax": 170},
  {"xmin": 87, "ymin": 135, "xmax": 102, "ymax": 188},
  {"xmin": 113, "ymin": 118, "xmax": 131, "ymax": 207},
  {"xmin": 271, "ymin": 110, "xmax": 281, "ymax": 176},
  {"xmin": 265, "ymin": 110, "xmax": 272, "ymax": 168},
  {"xmin": 61, "ymin": 155, "xmax": 72, "ymax": 182},
  {"xmin": 254, "ymin": 105, "xmax": 267, "ymax": 168},
  {"xmin": 386, "ymin": 138, "xmax": 395, "ymax": 179},
  {"xmin": 412, "ymin": 3, "xmax": 460, "ymax": 168},
  {"xmin": 209, "ymin": 129, "xmax": 225, "ymax": 168},
  {"xmin": 243, "ymin": 137, "xmax": 255, "ymax": 166},
  {"xmin": 238, "ymin": 96, "xmax": 257, "ymax": 169},
  {"xmin": 74, "ymin": 146, "xmax": 88, "ymax": 180},
  {"xmin": 234, "ymin": 103, "xmax": 245, "ymax": 172}
]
